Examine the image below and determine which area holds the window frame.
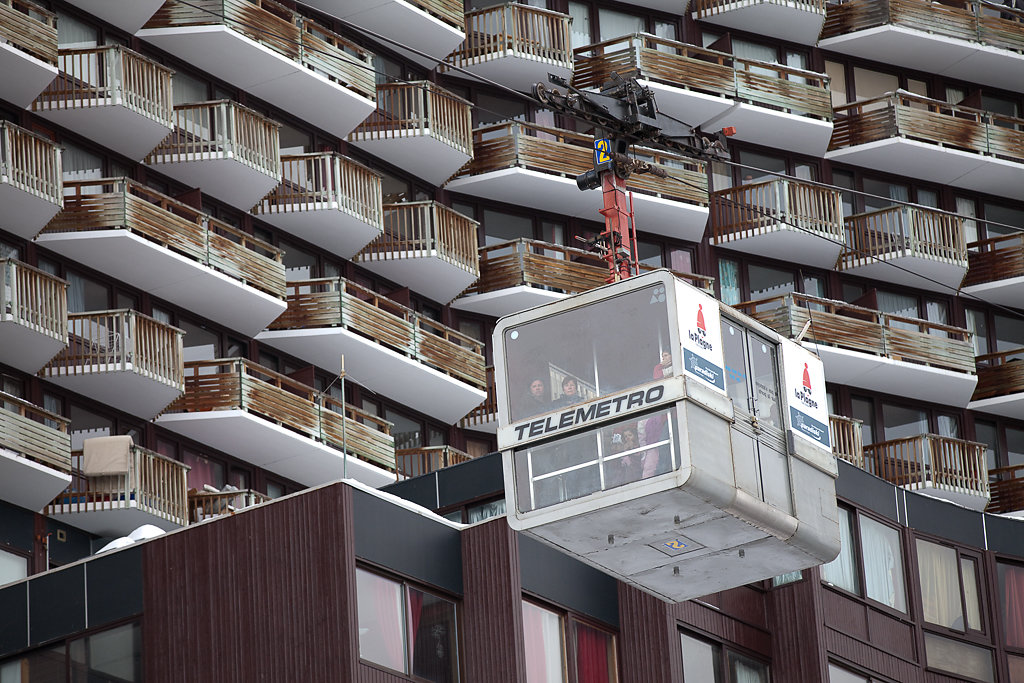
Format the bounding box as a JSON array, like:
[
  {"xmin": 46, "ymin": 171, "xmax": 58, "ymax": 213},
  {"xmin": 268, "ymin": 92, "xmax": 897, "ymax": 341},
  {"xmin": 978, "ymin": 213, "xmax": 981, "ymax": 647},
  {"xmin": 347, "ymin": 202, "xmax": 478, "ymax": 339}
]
[
  {"xmin": 679, "ymin": 628, "xmax": 769, "ymax": 683},
  {"xmin": 913, "ymin": 535, "xmax": 989, "ymax": 641}
]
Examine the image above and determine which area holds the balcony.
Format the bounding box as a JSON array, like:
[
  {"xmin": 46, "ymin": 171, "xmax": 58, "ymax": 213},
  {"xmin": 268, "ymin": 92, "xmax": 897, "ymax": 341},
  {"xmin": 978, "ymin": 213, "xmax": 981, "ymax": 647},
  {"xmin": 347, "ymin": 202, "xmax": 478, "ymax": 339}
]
[
  {"xmin": 257, "ymin": 277, "xmax": 487, "ymax": 424},
  {"xmin": 839, "ymin": 204, "xmax": 968, "ymax": 292},
  {"xmin": 445, "ymin": 122, "xmax": 710, "ymax": 242},
  {"xmin": 0, "ymin": 393, "xmax": 71, "ymax": 512},
  {"xmin": 692, "ymin": 0, "xmax": 827, "ymax": 44},
  {"xmin": 1, "ymin": 259, "xmax": 67, "ymax": 373},
  {"xmin": 0, "ymin": 121, "xmax": 62, "ymax": 239},
  {"xmin": 865, "ymin": 434, "xmax": 989, "ymax": 510},
  {"xmin": 349, "ymin": 82, "xmax": 472, "ymax": 185},
  {"xmin": 37, "ymin": 178, "xmax": 286, "ymax": 336},
  {"xmin": 145, "ymin": 100, "xmax": 281, "ymax": 210},
  {"xmin": 138, "ymin": 0, "xmax": 377, "ymax": 138},
  {"xmin": 155, "ymin": 358, "xmax": 397, "ymax": 488},
  {"xmin": 710, "ymin": 177, "xmax": 844, "ymax": 268},
  {"xmin": 450, "ymin": 238, "xmax": 715, "ymax": 318},
  {"xmin": 354, "ymin": 201, "xmax": 480, "ymax": 304},
  {"xmin": 188, "ymin": 487, "xmax": 269, "ymax": 523},
  {"xmin": 460, "ymin": 366, "xmax": 497, "ymax": 434},
  {"xmin": 735, "ymin": 292, "xmax": 978, "ymax": 406},
  {"xmin": 962, "ymin": 232, "xmax": 1024, "ymax": 308},
  {"xmin": 442, "ymin": 3, "xmax": 572, "ymax": 93},
  {"xmin": 60, "ymin": 0, "xmax": 163, "ymax": 32},
  {"xmin": 0, "ymin": 0, "xmax": 57, "ymax": 107},
  {"xmin": 32, "ymin": 46, "xmax": 174, "ymax": 161},
  {"xmin": 574, "ymin": 34, "xmax": 833, "ymax": 156},
  {"xmin": 828, "ymin": 92, "xmax": 1024, "ymax": 198},
  {"xmin": 253, "ymin": 152, "xmax": 383, "ymax": 259},
  {"xmin": 42, "ymin": 309, "xmax": 185, "ymax": 419},
  {"xmin": 829, "ymin": 414, "xmax": 865, "ymax": 469},
  {"xmin": 396, "ymin": 445, "xmax": 472, "ymax": 480},
  {"xmin": 819, "ymin": 0, "xmax": 1024, "ymax": 93},
  {"xmin": 969, "ymin": 348, "xmax": 1024, "ymax": 419},
  {"xmin": 46, "ymin": 437, "xmax": 189, "ymax": 536},
  {"xmin": 988, "ymin": 464, "xmax": 1024, "ymax": 516}
]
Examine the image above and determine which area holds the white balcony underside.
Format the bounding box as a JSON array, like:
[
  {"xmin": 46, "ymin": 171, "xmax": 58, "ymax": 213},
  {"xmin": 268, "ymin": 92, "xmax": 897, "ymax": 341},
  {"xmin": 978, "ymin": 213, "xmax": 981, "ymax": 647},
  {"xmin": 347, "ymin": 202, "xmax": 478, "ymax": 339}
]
[
  {"xmin": 451, "ymin": 284, "xmax": 567, "ymax": 318},
  {"xmin": 903, "ymin": 483, "xmax": 988, "ymax": 512},
  {"xmin": 818, "ymin": 25, "xmax": 1024, "ymax": 93},
  {"xmin": 47, "ymin": 504, "xmax": 183, "ymax": 538},
  {"xmin": 715, "ymin": 224, "xmax": 843, "ymax": 268},
  {"xmin": 448, "ymin": 54, "xmax": 572, "ymax": 94},
  {"xmin": 350, "ymin": 132, "xmax": 471, "ymax": 185},
  {"xmin": 0, "ymin": 43, "xmax": 58, "ymax": 108},
  {"xmin": 254, "ymin": 204, "xmax": 382, "ymax": 259},
  {"xmin": 968, "ymin": 393, "xmax": 1024, "ymax": 420},
  {"xmin": 136, "ymin": 26, "xmax": 376, "ymax": 138},
  {"xmin": 144, "ymin": 154, "xmax": 280, "ymax": 211},
  {"xmin": 807, "ymin": 343, "xmax": 978, "ymax": 406},
  {"xmin": 70, "ymin": 0, "xmax": 163, "ymax": 33},
  {"xmin": 840, "ymin": 253, "xmax": 966, "ymax": 293},
  {"xmin": 462, "ymin": 414, "xmax": 497, "ymax": 434},
  {"xmin": 617, "ymin": 0, "xmax": 690, "ymax": 10},
  {"xmin": 155, "ymin": 410, "xmax": 395, "ymax": 488},
  {"xmin": 445, "ymin": 168, "xmax": 710, "ymax": 242},
  {"xmin": 639, "ymin": 79, "xmax": 735, "ymax": 130},
  {"xmin": 256, "ymin": 327, "xmax": 487, "ymax": 424},
  {"xmin": 42, "ymin": 365, "xmax": 182, "ymax": 419},
  {"xmin": 0, "ymin": 448, "xmax": 71, "ymax": 513},
  {"xmin": 34, "ymin": 101, "xmax": 172, "ymax": 161},
  {"xmin": 825, "ymin": 138, "xmax": 1024, "ymax": 199},
  {"xmin": 961, "ymin": 276, "xmax": 1024, "ymax": 309},
  {"xmin": 34, "ymin": 230, "xmax": 286, "ymax": 336},
  {"xmin": 704, "ymin": 102, "xmax": 833, "ymax": 157},
  {"xmin": 694, "ymin": 2, "xmax": 826, "ymax": 44},
  {"xmin": 355, "ymin": 251, "xmax": 479, "ymax": 305},
  {"xmin": 0, "ymin": 321, "xmax": 66, "ymax": 374},
  {"xmin": 0, "ymin": 183, "xmax": 62, "ymax": 240}
]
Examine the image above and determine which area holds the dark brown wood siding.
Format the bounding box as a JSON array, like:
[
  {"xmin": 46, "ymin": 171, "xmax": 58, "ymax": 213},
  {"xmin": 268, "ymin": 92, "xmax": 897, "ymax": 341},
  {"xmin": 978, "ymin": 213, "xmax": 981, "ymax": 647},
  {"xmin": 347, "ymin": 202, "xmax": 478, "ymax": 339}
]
[
  {"xmin": 618, "ymin": 584, "xmax": 681, "ymax": 683},
  {"xmin": 766, "ymin": 577, "xmax": 827, "ymax": 683}
]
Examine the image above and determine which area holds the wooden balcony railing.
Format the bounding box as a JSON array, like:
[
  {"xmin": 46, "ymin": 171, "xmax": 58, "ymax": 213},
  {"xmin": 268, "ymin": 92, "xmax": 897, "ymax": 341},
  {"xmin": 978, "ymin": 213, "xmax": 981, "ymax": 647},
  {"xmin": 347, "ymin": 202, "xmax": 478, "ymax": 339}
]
[
  {"xmin": 269, "ymin": 277, "xmax": 486, "ymax": 389},
  {"xmin": 395, "ymin": 445, "xmax": 473, "ymax": 480},
  {"xmin": 973, "ymin": 348, "xmax": 1024, "ymax": 402},
  {"xmin": 352, "ymin": 82, "xmax": 473, "ymax": 158},
  {"xmin": 830, "ymin": 91, "xmax": 1024, "ymax": 162},
  {"xmin": 0, "ymin": 391, "xmax": 71, "ymax": 474},
  {"xmin": 822, "ymin": 0, "xmax": 1024, "ymax": 54},
  {"xmin": 461, "ymin": 238, "xmax": 714, "ymax": 298},
  {"xmin": 33, "ymin": 45, "xmax": 173, "ymax": 124},
  {"xmin": 695, "ymin": 0, "xmax": 826, "ymax": 20},
  {"xmin": 965, "ymin": 231, "xmax": 1024, "ymax": 289},
  {"xmin": 44, "ymin": 309, "xmax": 185, "ymax": 389},
  {"xmin": 407, "ymin": 0, "xmax": 465, "ymax": 30},
  {"xmin": 735, "ymin": 292, "xmax": 976, "ymax": 374},
  {"xmin": 1, "ymin": 258, "xmax": 67, "ymax": 343},
  {"xmin": 188, "ymin": 488, "xmax": 270, "ymax": 522},
  {"xmin": 574, "ymin": 33, "xmax": 832, "ymax": 121},
  {"xmin": 0, "ymin": 120, "xmax": 62, "ymax": 206},
  {"xmin": 711, "ymin": 177, "xmax": 844, "ymax": 247},
  {"xmin": 865, "ymin": 434, "xmax": 989, "ymax": 499},
  {"xmin": 47, "ymin": 443, "xmax": 190, "ymax": 526},
  {"xmin": 359, "ymin": 201, "xmax": 480, "ymax": 277},
  {"xmin": 164, "ymin": 358, "xmax": 396, "ymax": 472},
  {"xmin": 841, "ymin": 204, "xmax": 967, "ymax": 271},
  {"xmin": 829, "ymin": 414, "xmax": 864, "ymax": 469},
  {"xmin": 461, "ymin": 365, "xmax": 497, "ymax": 430},
  {"xmin": 255, "ymin": 152, "xmax": 382, "ymax": 228},
  {"xmin": 455, "ymin": 121, "xmax": 709, "ymax": 207},
  {"xmin": 45, "ymin": 178, "xmax": 286, "ymax": 299},
  {"xmin": 988, "ymin": 464, "xmax": 1024, "ymax": 515},
  {"xmin": 143, "ymin": 0, "xmax": 376, "ymax": 100},
  {"xmin": 146, "ymin": 100, "xmax": 281, "ymax": 180},
  {"xmin": 446, "ymin": 3, "xmax": 572, "ymax": 70},
  {"xmin": 0, "ymin": 0, "xmax": 57, "ymax": 66}
]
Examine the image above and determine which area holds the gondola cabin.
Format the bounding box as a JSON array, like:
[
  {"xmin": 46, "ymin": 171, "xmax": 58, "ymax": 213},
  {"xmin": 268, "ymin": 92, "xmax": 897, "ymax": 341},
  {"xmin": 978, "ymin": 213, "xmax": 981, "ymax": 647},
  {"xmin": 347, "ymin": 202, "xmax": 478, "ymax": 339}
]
[{"xmin": 495, "ymin": 270, "xmax": 840, "ymax": 602}]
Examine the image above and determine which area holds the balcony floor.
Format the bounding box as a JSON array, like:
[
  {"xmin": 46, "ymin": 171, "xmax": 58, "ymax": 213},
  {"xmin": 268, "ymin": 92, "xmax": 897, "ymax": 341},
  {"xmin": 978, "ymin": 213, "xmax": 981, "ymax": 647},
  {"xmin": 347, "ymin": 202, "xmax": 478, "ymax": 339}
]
[
  {"xmin": 136, "ymin": 25, "xmax": 377, "ymax": 138},
  {"xmin": 961, "ymin": 276, "xmax": 1024, "ymax": 309},
  {"xmin": 839, "ymin": 252, "xmax": 966, "ymax": 293},
  {"xmin": 0, "ymin": 43, "xmax": 58, "ymax": 108},
  {"xmin": 461, "ymin": 412, "xmax": 497, "ymax": 434},
  {"xmin": 0, "ymin": 183, "xmax": 62, "ymax": 241},
  {"xmin": 144, "ymin": 155, "xmax": 280, "ymax": 212},
  {"xmin": 350, "ymin": 132, "xmax": 471, "ymax": 185},
  {"xmin": 451, "ymin": 284, "xmax": 567, "ymax": 318},
  {"xmin": 155, "ymin": 410, "xmax": 395, "ymax": 488},
  {"xmin": 255, "ymin": 204, "xmax": 382, "ymax": 260},
  {"xmin": 355, "ymin": 251, "xmax": 480, "ymax": 305},
  {"xmin": 34, "ymin": 101, "xmax": 172, "ymax": 161},
  {"xmin": 445, "ymin": 168, "xmax": 710, "ymax": 242},
  {"xmin": 43, "ymin": 366, "xmax": 183, "ymax": 419},
  {"xmin": 968, "ymin": 393, "xmax": 1024, "ymax": 421},
  {"xmin": 35, "ymin": 230, "xmax": 286, "ymax": 337},
  {"xmin": 47, "ymin": 503, "xmax": 183, "ymax": 538},
  {"xmin": 71, "ymin": 0, "xmax": 163, "ymax": 32},
  {"xmin": 451, "ymin": 54, "xmax": 572, "ymax": 95},
  {"xmin": 694, "ymin": 2, "xmax": 826, "ymax": 44},
  {"xmin": 256, "ymin": 327, "xmax": 487, "ymax": 424},
  {"xmin": 902, "ymin": 482, "xmax": 988, "ymax": 512},
  {"xmin": 0, "ymin": 448, "xmax": 71, "ymax": 512},
  {"xmin": 715, "ymin": 223, "xmax": 843, "ymax": 269},
  {"xmin": 0, "ymin": 321, "xmax": 66, "ymax": 374}
]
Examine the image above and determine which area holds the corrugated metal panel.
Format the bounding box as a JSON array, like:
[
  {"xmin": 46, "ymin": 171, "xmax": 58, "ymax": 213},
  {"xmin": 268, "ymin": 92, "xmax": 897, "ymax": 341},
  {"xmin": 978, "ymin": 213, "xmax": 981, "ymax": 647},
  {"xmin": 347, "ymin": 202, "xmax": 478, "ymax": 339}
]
[
  {"xmin": 825, "ymin": 627, "xmax": 924, "ymax": 682},
  {"xmin": 359, "ymin": 663, "xmax": 409, "ymax": 682},
  {"xmin": 617, "ymin": 584, "xmax": 681, "ymax": 683},
  {"xmin": 672, "ymin": 599, "xmax": 772, "ymax": 658},
  {"xmin": 766, "ymin": 579, "xmax": 826, "ymax": 683}
]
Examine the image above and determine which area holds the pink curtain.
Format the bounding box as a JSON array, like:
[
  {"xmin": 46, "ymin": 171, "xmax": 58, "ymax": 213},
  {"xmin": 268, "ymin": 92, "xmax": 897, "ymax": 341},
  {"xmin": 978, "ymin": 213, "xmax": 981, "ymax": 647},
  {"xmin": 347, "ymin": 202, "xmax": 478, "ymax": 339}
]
[
  {"xmin": 523, "ymin": 602, "xmax": 554, "ymax": 682},
  {"xmin": 407, "ymin": 590, "xmax": 423, "ymax": 659},
  {"xmin": 576, "ymin": 623, "xmax": 612, "ymax": 683},
  {"xmin": 1004, "ymin": 564, "xmax": 1024, "ymax": 649},
  {"xmin": 373, "ymin": 577, "xmax": 405, "ymax": 671}
]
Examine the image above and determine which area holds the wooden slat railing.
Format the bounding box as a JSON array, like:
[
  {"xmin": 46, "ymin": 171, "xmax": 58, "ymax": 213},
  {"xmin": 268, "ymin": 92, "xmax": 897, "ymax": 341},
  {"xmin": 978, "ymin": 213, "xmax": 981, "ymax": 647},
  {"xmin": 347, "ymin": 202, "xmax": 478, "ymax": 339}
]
[
  {"xmin": 0, "ymin": 121, "xmax": 63, "ymax": 207},
  {"xmin": 445, "ymin": 3, "xmax": 572, "ymax": 70},
  {"xmin": 866, "ymin": 434, "xmax": 989, "ymax": 499},
  {"xmin": 143, "ymin": 0, "xmax": 376, "ymax": 100},
  {"xmin": 574, "ymin": 33, "xmax": 832, "ymax": 121},
  {"xmin": 254, "ymin": 152, "xmax": 383, "ymax": 229},
  {"xmin": 695, "ymin": 0, "xmax": 826, "ymax": 19},
  {"xmin": 734, "ymin": 292, "xmax": 976, "ymax": 374},
  {"xmin": 188, "ymin": 488, "xmax": 269, "ymax": 522},
  {"xmin": 0, "ymin": 0, "xmax": 57, "ymax": 66},
  {"xmin": 395, "ymin": 445, "xmax": 473, "ymax": 480},
  {"xmin": 965, "ymin": 231, "xmax": 1024, "ymax": 288},
  {"xmin": 407, "ymin": 0, "xmax": 464, "ymax": 30},
  {"xmin": 711, "ymin": 177, "xmax": 844, "ymax": 247},
  {"xmin": 455, "ymin": 121, "xmax": 709, "ymax": 207},
  {"xmin": 269, "ymin": 276, "xmax": 486, "ymax": 389},
  {"xmin": 460, "ymin": 365, "xmax": 497, "ymax": 430},
  {"xmin": 840, "ymin": 204, "xmax": 967, "ymax": 271},
  {"xmin": 973, "ymin": 347, "xmax": 1024, "ymax": 402},
  {"xmin": 352, "ymin": 81, "xmax": 473, "ymax": 158},
  {"xmin": 0, "ymin": 391, "xmax": 71, "ymax": 474},
  {"xmin": 0, "ymin": 258, "xmax": 67, "ymax": 344},
  {"xmin": 988, "ymin": 464, "xmax": 1024, "ymax": 515},
  {"xmin": 163, "ymin": 358, "xmax": 396, "ymax": 472},
  {"xmin": 829, "ymin": 414, "xmax": 864, "ymax": 468},
  {"xmin": 46, "ymin": 443, "xmax": 189, "ymax": 526},
  {"xmin": 358, "ymin": 201, "xmax": 480, "ymax": 277},
  {"xmin": 33, "ymin": 45, "xmax": 173, "ymax": 127},
  {"xmin": 44, "ymin": 178, "xmax": 286, "ymax": 299}
]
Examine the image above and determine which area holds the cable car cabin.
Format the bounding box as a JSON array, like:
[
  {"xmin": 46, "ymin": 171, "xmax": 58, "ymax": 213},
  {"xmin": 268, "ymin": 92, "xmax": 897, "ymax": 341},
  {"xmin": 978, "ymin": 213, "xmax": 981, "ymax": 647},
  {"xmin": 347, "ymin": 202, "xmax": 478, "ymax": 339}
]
[{"xmin": 495, "ymin": 270, "xmax": 840, "ymax": 603}]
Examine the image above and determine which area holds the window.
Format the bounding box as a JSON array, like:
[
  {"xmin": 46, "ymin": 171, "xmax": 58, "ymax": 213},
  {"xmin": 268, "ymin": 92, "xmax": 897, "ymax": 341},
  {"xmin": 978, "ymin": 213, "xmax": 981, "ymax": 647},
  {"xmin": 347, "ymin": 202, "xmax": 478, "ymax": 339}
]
[
  {"xmin": 828, "ymin": 662, "xmax": 869, "ymax": 682},
  {"xmin": 0, "ymin": 623, "xmax": 142, "ymax": 682},
  {"xmin": 1000, "ymin": 562, "xmax": 1024, "ymax": 651},
  {"xmin": 821, "ymin": 508, "xmax": 907, "ymax": 613},
  {"xmin": 522, "ymin": 601, "xmax": 617, "ymax": 683},
  {"xmin": 916, "ymin": 539, "xmax": 983, "ymax": 632},
  {"xmin": 680, "ymin": 631, "xmax": 768, "ymax": 683},
  {"xmin": 923, "ymin": 632, "xmax": 994, "ymax": 682},
  {"xmin": 0, "ymin": 546, "xmax": 28, "ymax": 587},
  {"xmin": 821, "ymin": 506, "xmax": 860, "ymax": 594}
]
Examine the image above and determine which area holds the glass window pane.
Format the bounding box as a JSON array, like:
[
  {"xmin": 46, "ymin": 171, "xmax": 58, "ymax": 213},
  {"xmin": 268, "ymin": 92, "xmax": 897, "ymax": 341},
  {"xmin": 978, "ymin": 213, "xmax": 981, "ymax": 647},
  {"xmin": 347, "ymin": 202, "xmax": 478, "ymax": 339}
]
[
  {"xmin": 386, "ymin": 409, "xmax": 422, "ymax": 451},
  {"xmin": 916, "ymin": 540, "xmax": 963, "ymax": 629},
  {"xmin": 961, "ymin": 557, "xmax": 981, "ymax": 630},
  {"xmin": 821, "ymin": 507, "xmax": 860, "ymax": 594},
  {"xmin": 881, "ymin": 404, "xmax": 926, "ymax": 441},
  {"xmin": 183, "ymin": 450, "xmax": 225, "ymax": 491},
  {"xmin": 483, "ymin": 210, "xmax": 532, "ymax": 246},
  {"xmin": 1009, "ymin": 428, "xmax": 1024, "ymax": 468},
  {"xmin": 748, "ymin": 334, "xmax": 781, "ymax": 429},
  {"xmin": 522, "ymin": 602, "xmax": 565, "ymax": 683},
  {"xmin": 923, "ymin": 632, "xmax": 994, "ymax": 683},
  {"xmin": 69, "ymin": 623, "xmax": 141, "ymax": 682},
  {"xmin": 748, "ymin": 264, "xmax": 794, "ymax": 304},
  {"xmin": 0, "ymin": 548, "xmax": 28, "ymax": 587},
  {"xmin": 828, "ymin": 663, "xmax": 869, "ymax": 682},
  {"xmin": 357, "ymin": 569, "xmax": 407, "ymax": 672},
  {"xmin": 727, "ymin": 651, "xmax": 768, "ymax": 683},
  {"xmin": 859, "ymin": 517, "xmax": 906, "ymax": 612},
  {"xmin": 1009, "ymin": 654, "xmax": 1024, "ymax": 683},
  {"xmin": 680, "ymin": 633, "xmax": 723, "ymax": 683},
  {"xmin": 567, "ymin": 2, "xmax": 591, "ymax": 50},
  {"xmin": 966, "ymin": 309, "xmax": 989, "ymax": 357},
  {"xmin": 575, "ymin": 622, "xmax": 616, "ymax": 683},
  {"xmin": 999, "ymin": 563, "xmax": 1024, "ymax": 649},
  {"xmin": 3, "ymin": 645, "xmax": 64, "ymax": 682},
  {"xmin": 718, "ymin": 258, "xmax": 741, "ymax": 306},
  {"xmin": 407, "ymin": 588, "xmax": 458, "ymax": 682},
  {"xmin": 722, "ymin": 320, "xmax": 751, "ymax": 415}
]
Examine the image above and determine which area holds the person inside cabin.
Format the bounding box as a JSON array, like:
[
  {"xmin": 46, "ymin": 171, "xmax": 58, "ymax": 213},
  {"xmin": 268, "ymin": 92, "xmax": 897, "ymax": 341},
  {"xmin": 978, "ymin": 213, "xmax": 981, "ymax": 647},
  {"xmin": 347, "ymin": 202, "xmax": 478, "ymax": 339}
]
[
  {"xmin": 522, "ymin": 377, "xmax": 549, "ymax": 417},
  {"xmin": 608, "ymin": 425, "xmax": 643, "ymax": 488},
  {"xmin": 554, "ymin": 376, "xmax": 581, "ymax": 408},
  {"xmin": 642, "ymin": 351, "xmax": 673, "ymax": 478}
]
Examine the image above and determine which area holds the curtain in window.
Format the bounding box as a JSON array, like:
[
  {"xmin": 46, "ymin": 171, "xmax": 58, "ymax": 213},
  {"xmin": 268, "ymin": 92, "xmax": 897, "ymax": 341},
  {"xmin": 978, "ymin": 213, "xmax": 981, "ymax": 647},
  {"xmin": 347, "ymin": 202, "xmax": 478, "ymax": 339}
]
[
  {"xmin": 575, "ymin": 623, "xmax": 612, "ymax": 683},
  {"xmin": 860, "ymin": 517, "xmax": 906, "ymax": 612},
  {"xmin": 356, "ymin": 570, "xmax": 406, "ymax": 672},
  {"xmin": 1001, "ymin": 563, "xmax": 1024, "ymax": 649},
  {"xmin": 523, "ymin": 602, "xmax": 564, "ymax": 683},
  {"xmin": 718, "ymin": 259, "xmax": 741, "ymax": 306},
  {"xmin": 729, "ymin": 652, "xmax": 768, "ymax": 683},
  {"xmin": 821, "ymin": 508, "xmax": 859, "ymax": 594},
  {"xmin": 917, "ymin": 540, "xmax": 964, "ymax": 630}
]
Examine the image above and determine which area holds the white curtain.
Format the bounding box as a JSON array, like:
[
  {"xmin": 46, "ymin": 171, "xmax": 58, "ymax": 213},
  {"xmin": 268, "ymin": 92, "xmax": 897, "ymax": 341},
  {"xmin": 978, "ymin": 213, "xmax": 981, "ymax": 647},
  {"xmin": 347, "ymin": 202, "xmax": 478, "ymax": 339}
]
[
  {"xmin": 860, "ymin": 516, "xmax": 907, "ymax": 612},
  {"xmin": 917, "ymin": 539, "xmax": 964, "ymax": 629},
  {"xmin": 821, "ymin": 508, "xmax": 859, "ymax": 593}
]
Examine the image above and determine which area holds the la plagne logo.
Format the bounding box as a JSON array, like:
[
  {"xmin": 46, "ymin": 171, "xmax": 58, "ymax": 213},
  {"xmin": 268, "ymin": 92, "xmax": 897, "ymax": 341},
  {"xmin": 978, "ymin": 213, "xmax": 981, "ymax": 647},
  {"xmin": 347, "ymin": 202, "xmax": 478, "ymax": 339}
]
[
  {"xmin": 688, "ymin": 303, "xmax": 713, "ymax": 352},
  {"xmin": 793, "ymin": 362, "xmax": 819, "ymax": 410}
]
